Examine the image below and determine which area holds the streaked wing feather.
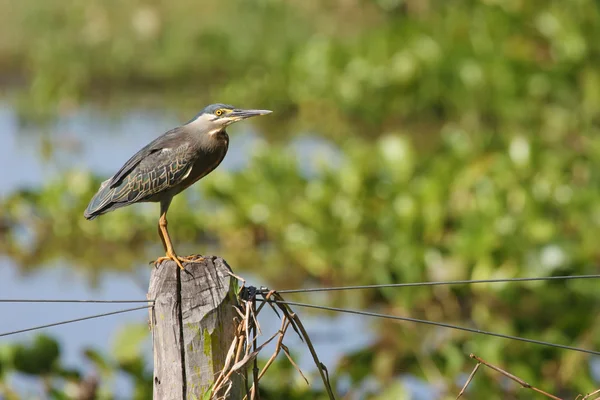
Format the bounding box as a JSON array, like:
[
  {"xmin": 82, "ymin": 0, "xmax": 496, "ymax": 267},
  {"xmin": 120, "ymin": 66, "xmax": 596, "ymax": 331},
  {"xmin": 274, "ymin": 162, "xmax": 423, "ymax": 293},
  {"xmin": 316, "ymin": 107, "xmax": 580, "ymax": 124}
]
[
  {"xmin": 109, "ymin": 127, "xmax": 184, "ymax": 188},
  {"xmin": 108, "ymin": 144, "xmax": 195, "ymax": 203}
]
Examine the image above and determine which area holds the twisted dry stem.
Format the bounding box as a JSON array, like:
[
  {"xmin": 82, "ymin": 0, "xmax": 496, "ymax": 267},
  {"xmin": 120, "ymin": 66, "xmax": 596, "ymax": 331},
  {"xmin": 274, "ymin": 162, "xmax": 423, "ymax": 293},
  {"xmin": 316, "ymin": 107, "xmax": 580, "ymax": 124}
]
[
  {"xmin": 208, "ymin": 286, "xmax": 335, "ymax": 400},
  {"xmin": 456, "ymin": 353, "xmax": 599, "ymax": 400},
  {"xmin": 577, "ymin": 388, "xmax": 600, "ymax": 400}
]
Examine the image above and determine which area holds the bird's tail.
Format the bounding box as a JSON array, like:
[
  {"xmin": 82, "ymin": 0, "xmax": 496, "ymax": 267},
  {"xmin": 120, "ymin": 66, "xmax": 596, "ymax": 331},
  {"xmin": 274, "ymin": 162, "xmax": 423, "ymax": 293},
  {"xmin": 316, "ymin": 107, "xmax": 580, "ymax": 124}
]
[{"xmin": 84, "ymin": 179, "xmax": 119, "ymax": 220}]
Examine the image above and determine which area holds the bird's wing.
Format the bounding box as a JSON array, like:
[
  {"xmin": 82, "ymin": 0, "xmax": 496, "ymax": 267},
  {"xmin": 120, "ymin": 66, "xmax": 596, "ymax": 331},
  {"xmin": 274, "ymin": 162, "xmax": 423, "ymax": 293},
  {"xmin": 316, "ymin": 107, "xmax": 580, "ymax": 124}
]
[
  {"xmin": 109, "ymin": 127, "xmax": 184, "ymax": 188},
  {"xmin": 108, "ymin": 143, "xmax": 195, "ymax": 204},
  {"xmin": 84, "ymin": 140, "xmax": 195, "ymax": 218},
  {"xmin": 84, "ymin": 127, "xmax": 195, "ymax": 219}
]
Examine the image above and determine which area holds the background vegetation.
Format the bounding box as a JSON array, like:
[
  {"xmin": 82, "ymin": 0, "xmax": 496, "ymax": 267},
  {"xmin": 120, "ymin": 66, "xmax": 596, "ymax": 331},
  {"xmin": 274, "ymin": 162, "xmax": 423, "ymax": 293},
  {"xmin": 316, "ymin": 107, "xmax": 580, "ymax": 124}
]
[{"xmin": 1, "ymin": 0, "xmax": 600, "ymax": 398}]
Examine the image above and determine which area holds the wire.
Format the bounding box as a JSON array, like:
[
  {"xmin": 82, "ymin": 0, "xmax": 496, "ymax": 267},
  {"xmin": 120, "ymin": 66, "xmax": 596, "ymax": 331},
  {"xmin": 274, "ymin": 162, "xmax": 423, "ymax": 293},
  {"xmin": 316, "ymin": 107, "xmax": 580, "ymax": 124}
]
[
  {"xmin": 4, "ymin": 275, "xmax": 598, "ymax": 302},
  {"xmin": 0, "ymin": 306, "xmax": 152, "ymax": 338},
  {"xmin": 0, "ymin": 299, "xmax": 154, "ymax": 304},
  {"xmin": 261, "ymin": 299, "xmax": 600, "ymax": 357},
  {"xmin": 270, "ymin": 274, "xmax": 600, "ymax": 294}
]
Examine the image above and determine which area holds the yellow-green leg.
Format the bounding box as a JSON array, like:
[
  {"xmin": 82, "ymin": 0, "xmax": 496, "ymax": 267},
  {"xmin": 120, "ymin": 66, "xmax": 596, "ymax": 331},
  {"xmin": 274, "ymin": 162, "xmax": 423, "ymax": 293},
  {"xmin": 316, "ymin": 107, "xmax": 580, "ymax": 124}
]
[
  {"xmin": 153, "ymin": 199, "xmax": 203, "ymax": 269},
  {"xmin": 154, "ymin": 210, "xmax": 186, "ymax": 270}
]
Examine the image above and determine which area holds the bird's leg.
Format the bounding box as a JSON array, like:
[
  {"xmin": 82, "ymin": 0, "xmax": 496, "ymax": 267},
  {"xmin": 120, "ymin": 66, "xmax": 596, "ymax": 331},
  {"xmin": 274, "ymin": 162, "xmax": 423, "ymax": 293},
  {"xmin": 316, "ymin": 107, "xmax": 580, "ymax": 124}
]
[
  {"xmin": 154, "ymin": 217, "xmax": 205, "ymax": 266},
  {"xmin": 153, "ymin": 199, "xmax": 204, "ymax": 269},
  {"xmin": 157, "ymin": 219, "xmax": 168, "ymax": 252},
  {"xmin": 153, "ymin": 200, "xmax": 187, "ymax": 270}
]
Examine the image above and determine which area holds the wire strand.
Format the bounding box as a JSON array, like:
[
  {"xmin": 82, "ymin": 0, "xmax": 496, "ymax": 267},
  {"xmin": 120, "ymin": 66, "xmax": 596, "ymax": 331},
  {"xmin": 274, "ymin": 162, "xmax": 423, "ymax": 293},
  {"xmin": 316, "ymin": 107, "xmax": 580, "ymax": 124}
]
[
  {"xmin": 270, "ymin": 274, "xmax": 600, "ymax": 294},
  {"xmin": 3, "ymin": 275, "xmax": 598, "ymax": 302},
  {"xmin": 0, "ymin": 306, "xmax": 152, "ymax": 338},
  {"xmin": 262, "ymin": 299, "xmax": 600, "ymax": 357},
  {"xmin": 0, "ymin": 299, "xmax": 154, "ymax": 304}
]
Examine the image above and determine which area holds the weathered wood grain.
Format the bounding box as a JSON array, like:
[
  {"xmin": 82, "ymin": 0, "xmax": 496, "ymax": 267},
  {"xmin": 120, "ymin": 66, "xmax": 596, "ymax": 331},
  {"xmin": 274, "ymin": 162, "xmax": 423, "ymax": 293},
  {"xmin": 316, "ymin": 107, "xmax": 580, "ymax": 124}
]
[{"xmin": 148, "ymin": 256, "xmax": 241, "ymax": 400}]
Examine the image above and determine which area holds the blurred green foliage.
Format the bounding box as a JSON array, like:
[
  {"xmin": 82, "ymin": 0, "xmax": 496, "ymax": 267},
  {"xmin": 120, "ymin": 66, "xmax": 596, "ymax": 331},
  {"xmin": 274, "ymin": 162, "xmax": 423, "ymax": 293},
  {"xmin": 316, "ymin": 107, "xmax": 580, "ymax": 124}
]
[
  {"xmin": 3, "ymin": 0, "xmax": 600, "ymax": 138},
  {"xmin": 12, "ymin": 335, "xmax": 60, "ymax": 375},
  {"xmin": 0, "ymin": 331, "xmax": 152, "ymax": 400},
  {"xmin": 1, "ymin": 0, "xmax": 600, "ymax": 399}
]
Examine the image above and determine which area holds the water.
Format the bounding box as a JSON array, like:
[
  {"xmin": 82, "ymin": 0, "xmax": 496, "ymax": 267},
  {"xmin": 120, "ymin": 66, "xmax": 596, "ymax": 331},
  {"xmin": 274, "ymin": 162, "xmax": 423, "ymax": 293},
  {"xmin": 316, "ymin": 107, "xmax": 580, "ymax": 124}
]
[
  {"xmin": 0, "ymin": 258, "xmax": 150, "ymax": 395},
  {"xmin": 0, "ymin": 106, "xmax": 260, "ymax": 195},
  {"xmin": 0, "ymin": 258, "xmax": 374, "ymax": 396},
  {"xmin": 0, "ymin": 103, "xmax": 371, "ymax": 397},
  {"xmin": 0, "ymin": 105, "xmax": 341, "ymax": 195}
]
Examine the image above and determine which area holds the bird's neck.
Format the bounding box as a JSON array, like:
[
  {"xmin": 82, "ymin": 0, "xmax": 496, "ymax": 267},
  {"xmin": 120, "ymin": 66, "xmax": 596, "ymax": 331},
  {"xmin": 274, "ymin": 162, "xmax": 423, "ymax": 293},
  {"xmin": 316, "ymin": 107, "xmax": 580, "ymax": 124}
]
[
  {"xmin": 199, "ymin": 128, "xmax": 228, "ymax": 151},
  {"xmin": 210, "ymin": 128, "xmax": 228, "ymax": 142}
]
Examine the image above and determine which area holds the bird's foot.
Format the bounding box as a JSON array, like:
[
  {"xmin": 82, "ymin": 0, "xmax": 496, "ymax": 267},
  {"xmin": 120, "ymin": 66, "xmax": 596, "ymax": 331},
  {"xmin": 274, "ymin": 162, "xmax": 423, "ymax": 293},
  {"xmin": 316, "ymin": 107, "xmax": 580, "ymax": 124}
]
[
  {"xmin": 179, "ymin": 254, "xmax": 205, "ymax": 263},
  {"xmin": 152, "ymin": 254, "xmax": 205, "ymax": 269},
  {"xmin": 153, "ymin": 253, "xmax": 186, "ymax": 270}
]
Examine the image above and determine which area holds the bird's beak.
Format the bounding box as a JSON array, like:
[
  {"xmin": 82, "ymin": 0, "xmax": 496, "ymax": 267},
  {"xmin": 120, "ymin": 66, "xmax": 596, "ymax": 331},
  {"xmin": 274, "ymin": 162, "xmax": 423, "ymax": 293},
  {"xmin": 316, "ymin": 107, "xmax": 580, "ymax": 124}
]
[{"xmin": 225, "ymin": 109, "xmax": 272, "ymax": 123}]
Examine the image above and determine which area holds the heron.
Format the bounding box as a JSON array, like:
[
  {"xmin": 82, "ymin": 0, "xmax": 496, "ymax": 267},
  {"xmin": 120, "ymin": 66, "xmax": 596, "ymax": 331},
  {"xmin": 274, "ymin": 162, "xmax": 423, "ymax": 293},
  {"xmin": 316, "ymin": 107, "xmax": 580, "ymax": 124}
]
[{"xmin": 84, "ymin": 103, "xmax": 272, "ymax": 270}]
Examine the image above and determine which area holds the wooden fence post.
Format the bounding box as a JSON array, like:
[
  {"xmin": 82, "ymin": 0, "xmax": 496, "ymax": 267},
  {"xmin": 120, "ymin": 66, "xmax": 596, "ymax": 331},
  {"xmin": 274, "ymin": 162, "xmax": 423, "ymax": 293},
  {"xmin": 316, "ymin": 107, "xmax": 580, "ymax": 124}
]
[{"xmin": 148, "ymin": 256, "xmax": 241, "ymax": 399}]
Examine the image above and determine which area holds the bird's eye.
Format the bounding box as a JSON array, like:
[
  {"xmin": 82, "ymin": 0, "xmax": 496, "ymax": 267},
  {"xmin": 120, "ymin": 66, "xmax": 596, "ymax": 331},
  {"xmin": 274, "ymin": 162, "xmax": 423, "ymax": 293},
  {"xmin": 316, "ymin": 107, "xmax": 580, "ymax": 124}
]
[{"xmin": 215, "ymin": 109, "xmax": 224, "ymax": 116}]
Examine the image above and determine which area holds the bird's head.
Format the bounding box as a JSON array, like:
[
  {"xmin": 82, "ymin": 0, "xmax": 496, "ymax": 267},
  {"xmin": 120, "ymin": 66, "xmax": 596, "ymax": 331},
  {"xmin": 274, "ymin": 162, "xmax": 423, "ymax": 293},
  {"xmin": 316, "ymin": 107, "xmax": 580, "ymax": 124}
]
[{"xmin": 186, "ymin": 103, "xmax": 272, "ymax": 132}]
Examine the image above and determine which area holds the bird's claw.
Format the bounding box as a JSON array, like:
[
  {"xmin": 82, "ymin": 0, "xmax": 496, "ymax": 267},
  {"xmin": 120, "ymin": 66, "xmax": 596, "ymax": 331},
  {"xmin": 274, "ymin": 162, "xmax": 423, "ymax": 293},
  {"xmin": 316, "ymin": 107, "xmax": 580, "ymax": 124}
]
[
  {"xmin": 152, "ymin": 254, "xmax": 205, "ymax": 270},
  {"xmin": 179, "ymin": 254, "xmax": 205, "ymax": 263},
  {"xmin": 153, "ymin": 254, "xmax": 186, "ymax": 270}
]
